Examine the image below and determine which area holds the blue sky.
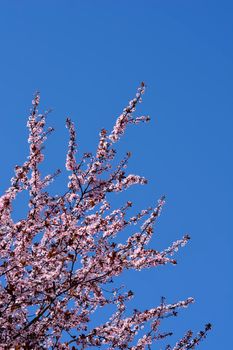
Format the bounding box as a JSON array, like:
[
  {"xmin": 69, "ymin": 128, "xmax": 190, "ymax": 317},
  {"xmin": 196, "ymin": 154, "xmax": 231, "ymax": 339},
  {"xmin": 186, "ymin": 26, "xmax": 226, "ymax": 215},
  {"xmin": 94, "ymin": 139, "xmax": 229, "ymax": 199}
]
[{"xmin": 0, "ymin": 1, "xmax": 232, "ymax": 348}]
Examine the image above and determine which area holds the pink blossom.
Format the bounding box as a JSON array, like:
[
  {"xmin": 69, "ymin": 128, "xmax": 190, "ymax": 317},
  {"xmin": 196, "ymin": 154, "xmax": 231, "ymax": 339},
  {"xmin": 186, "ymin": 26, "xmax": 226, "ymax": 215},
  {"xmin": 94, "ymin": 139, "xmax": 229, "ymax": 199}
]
[{"xmin": 0, "ymin": 87, "xmax": 211, "ymax": 349}]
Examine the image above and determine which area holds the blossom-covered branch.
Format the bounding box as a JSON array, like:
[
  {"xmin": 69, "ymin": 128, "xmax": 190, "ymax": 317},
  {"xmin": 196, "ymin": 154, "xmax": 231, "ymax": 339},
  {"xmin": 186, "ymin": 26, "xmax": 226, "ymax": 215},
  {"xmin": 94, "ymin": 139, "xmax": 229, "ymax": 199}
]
[{"xmin": 0, "ymin": 85, "xmax": 211, "ymax": 349}]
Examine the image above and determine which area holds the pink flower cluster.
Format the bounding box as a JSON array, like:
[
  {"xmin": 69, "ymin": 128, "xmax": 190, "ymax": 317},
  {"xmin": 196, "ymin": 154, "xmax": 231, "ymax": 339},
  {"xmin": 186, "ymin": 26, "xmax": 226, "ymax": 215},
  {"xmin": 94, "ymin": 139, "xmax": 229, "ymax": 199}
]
[
  {"xmin": 0, "ymin": 86, "xmax": 211, "ymax": 349},
  {"xmin": 109, "ymin": 82, "xmax": 150, "ymax": 143}
]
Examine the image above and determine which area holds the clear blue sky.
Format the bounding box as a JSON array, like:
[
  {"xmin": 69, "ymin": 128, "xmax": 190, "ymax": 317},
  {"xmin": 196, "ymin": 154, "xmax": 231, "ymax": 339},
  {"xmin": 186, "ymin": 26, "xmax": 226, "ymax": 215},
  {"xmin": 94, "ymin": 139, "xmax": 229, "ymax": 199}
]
[{"xmin": 0, "ymin": 1, "xmax": 232, "ymax": 349}]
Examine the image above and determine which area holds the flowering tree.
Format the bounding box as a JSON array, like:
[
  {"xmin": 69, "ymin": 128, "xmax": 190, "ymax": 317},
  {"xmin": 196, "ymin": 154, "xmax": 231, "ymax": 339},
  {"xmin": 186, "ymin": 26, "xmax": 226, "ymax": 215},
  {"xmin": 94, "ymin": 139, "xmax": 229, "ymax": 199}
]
[{"xmin": 0, "ymin": 84, "xmax": 211, "ymax": 349}]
